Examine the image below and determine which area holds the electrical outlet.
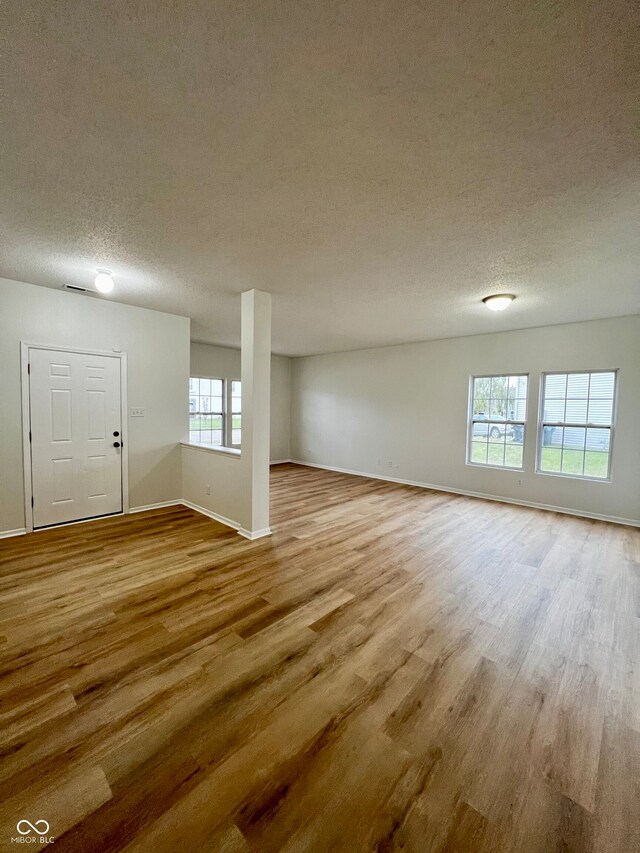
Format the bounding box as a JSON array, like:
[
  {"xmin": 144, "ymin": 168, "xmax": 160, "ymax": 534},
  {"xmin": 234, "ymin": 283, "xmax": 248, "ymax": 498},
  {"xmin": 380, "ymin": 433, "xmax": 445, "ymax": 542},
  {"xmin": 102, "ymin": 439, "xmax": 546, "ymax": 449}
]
[
  {"xmin": 387, "ymin": 460, "xmax": 393, "ymax": 468},
  {"xmin": 205, "ymin": 485, "xmax": 211, "ymax": 495},
  {"xmin": 130, "ymin": 407, "xmax": 145, "ymax": 418},
  {"xmin": 517, "ymin": 479, "xmax": 523, "ymax": 487}
]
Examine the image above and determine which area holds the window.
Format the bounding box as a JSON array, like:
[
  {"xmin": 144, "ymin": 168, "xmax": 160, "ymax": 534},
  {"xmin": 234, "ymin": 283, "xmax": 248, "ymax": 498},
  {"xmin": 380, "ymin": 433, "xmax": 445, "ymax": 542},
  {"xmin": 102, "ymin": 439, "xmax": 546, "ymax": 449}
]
[
  {"xmin": 230, "ymin": 380, "xmax": 242, "ymax": 447},
  {"xmin": 468, "ymin": 374, "xmax": 528, "ymax": 469},
  {"xmin": 538, "ymin": 371, "xmax": 616, "ymax": 480},
  {"xmin": 188, "ymin": 377, "xmax": 242, "ymax": 448},
  {"xmin": 189, "ymin": 378, "xmax": 224, "ymax": 445}
]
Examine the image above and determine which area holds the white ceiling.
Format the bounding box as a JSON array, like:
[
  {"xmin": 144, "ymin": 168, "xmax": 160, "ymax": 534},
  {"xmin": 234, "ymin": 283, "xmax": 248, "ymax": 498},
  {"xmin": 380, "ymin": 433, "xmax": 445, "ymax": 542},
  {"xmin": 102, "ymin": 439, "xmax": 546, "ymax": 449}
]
[{"xmin": 1, "ymin": 0, "xmax": 638, "ymax": 356}]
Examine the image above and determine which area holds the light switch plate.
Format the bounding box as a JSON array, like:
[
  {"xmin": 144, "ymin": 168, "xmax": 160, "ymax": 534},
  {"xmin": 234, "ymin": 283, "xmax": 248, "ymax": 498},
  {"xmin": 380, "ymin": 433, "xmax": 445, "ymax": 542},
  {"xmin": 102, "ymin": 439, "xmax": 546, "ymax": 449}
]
[{"xmin": 130, "ymin": 407, "xmax": 145, "ymax": 418}]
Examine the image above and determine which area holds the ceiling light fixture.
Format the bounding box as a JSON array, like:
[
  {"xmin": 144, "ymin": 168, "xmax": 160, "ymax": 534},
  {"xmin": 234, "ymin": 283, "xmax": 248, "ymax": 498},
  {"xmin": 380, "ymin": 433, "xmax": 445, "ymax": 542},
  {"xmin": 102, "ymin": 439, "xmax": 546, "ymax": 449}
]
[
  {"xmin": 94, "ymin": 270, "xmax": 114, "ymax": 294},
  {"xmin": 482, "ymin": 293, "xmax": 515, "ymax": 312}
]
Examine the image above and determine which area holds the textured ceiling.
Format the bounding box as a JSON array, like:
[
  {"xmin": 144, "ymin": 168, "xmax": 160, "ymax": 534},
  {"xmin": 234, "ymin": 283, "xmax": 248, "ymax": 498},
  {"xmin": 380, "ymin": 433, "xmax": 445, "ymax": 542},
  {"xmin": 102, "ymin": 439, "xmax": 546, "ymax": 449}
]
[{"xmin": 1, "ymin": 0, "xmax": 638, "ymax": 356}]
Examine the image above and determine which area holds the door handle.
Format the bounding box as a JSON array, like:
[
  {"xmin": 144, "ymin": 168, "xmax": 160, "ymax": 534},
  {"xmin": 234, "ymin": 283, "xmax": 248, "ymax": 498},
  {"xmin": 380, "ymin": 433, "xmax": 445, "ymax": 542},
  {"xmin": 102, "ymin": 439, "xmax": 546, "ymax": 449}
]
[
  {"xmin": 113, "ymin": 430, "xmax": 120, "ymax": 437},
  {"xmin": 113, "ymin": 441, "xmax": 121, "ymax": 448}
]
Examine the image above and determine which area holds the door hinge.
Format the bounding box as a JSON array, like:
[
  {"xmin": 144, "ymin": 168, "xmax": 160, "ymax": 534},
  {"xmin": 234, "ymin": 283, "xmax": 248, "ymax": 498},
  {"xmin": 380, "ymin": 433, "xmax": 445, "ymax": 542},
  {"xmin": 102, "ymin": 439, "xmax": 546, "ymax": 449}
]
[
  {"xmin": 31, "ymin": 496, "xmax": 34, "ymax": 507},
  {"xmin": 27, "ymin": 363, "xmax": 30, "ymax": 374},
  {"xmin": 29, "ymin": 431, "xmax": 32, "ymax": 442}
]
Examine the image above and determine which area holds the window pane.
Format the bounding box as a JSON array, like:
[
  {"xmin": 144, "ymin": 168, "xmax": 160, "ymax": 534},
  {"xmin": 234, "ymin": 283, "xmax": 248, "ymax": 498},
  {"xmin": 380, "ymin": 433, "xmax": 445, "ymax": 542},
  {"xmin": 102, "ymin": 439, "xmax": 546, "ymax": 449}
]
[
  {"xmin": 470, "ymin": 437, "xmax": 488, "ymax": 464},
  {"xmin": 487, "ymin": 425, "xmax": 506, "ymax": 442},
  {"xmin": 562, "ymin": 426, "xmax": 586, "ymax": 452},
  {"xmin": 505, "ymin": 443, "xmax": 523, "ymax": 468},
  {"xmin": 489, "ymin": 376, "xmax": 507, "ymax": 398},
  {"xmin": 540, "ymin": 446, "xmax": 561, "ymax": 473},
  {"xmin": 487, "ymin": 440, "xmax": 506, "ymax": 466},
  {"xmin": 212, "ymin": 397, "xmax": 223, "ymax": 415},
  {"xmin": 566, "ymin": 373, "xmax": 589, "ymax": 398},
  {"xmin": 199, "ymin": 378, "xmax": 212, "ymax": 396},
  {"xmin": 512, "ymin": 399, "xmax": 527, "ymax": 420},
  {"xmin": 210, "ymin": 430, "xmax": 223, "ymax": 446},
  {"xmin": 589, "ymin": 372, "xmax": 615, "ymax": 397},
  {"xmin": 543, "ymin": 399, "xmax": 565, "ymax": 422},
  {"xmin": 471, "ymin": 419, "xmax": 488, "ymax": 436},
  {"xmin": 584, "ymin": 432, "xmax": 610, "ymax": 477},
  {"xmin": 472, "ymin": 377, "xmax": 491, "ymax": 414},
  {"xmin": 541, "ymin": 424, "xmax": 561, "ymax": 447},
  {"xmin": 489, "ymin": 399, "xmax": 507, "ymax": 419},
  {"xmin": 565, "ymin": 398, "xmax": 587, "ymax": 423},
  {"xmin": 545, "ymin": 374, "xmax": 567, "ymax": 398},
  {"xmin": 510, "ymin": 423, "xmax": 525, "ymax": 445},
  {"xmin": 587, "ymin": 397, "xmax": 613, "ymax": 425},
  {"xmin": 561, "ymin": 450, "xmax": 585, "ymax": 475},
  {"xmin": 231, "ymin": 410, "xmax": 242, "ymax": 446},
  {"xmin": 506, "ymin": 376, "xmax": 520, "ymax": 395},
  {"xmin": 586, "ymin": 428, "xmax": 610, "ymax": 452},
  {"xmin": 560, "ymin": 427, "xmax": 586, "ymax": 475},
  {"xmin": 211, "ymin": 379, "xmax": 223, "ymax": 397}
]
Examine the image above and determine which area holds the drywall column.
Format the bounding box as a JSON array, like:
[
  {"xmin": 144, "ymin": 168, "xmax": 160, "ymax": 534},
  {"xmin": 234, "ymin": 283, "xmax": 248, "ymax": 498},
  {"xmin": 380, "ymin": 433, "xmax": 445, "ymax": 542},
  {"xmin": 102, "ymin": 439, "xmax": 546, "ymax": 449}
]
[{"xmin": 238, "ymin": 289, "xmax": 272, "ymax": 539}]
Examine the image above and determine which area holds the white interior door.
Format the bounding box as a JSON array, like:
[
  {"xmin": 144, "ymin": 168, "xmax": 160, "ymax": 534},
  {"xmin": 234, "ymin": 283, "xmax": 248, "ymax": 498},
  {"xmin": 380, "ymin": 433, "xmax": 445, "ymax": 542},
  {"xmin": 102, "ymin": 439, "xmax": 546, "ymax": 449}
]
[{"xmin": 29, "ymin": 348, "xmax": 123, "ymax": 528}]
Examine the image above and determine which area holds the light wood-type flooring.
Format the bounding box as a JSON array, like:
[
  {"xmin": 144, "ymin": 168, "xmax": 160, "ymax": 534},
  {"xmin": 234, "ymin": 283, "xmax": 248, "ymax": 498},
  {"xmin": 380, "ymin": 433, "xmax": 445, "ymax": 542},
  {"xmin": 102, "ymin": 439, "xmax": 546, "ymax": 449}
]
[{"xmin": 1, "ymin": 463, "xmax": 639, "ymax": 852}]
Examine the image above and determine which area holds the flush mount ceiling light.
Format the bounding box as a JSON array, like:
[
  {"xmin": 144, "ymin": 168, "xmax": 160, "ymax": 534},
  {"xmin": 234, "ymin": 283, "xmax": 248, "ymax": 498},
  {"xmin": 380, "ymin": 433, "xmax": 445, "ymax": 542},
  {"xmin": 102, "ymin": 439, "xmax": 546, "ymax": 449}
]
[
  {"xmin": 94, "ymin": 270, "xmax": 114, "ymax": 294},
  {"xmin": 482, "ymin": 293, "xmax": 516, "ymax": 312}
]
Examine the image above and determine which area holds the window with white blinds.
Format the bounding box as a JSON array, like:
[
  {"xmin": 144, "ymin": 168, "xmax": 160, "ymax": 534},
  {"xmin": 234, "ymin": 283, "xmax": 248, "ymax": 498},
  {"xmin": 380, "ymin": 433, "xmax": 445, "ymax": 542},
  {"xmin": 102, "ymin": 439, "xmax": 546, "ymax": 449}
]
[{"xmin": 538, "ymin": 371, "xmax": 617, "ymax": 480}]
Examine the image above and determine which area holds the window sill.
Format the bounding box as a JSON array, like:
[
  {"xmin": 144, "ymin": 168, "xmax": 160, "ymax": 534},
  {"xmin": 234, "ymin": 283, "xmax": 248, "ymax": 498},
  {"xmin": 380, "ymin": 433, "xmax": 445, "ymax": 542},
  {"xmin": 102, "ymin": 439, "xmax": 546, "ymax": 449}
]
[
  {"xmin": 535, "ymin": 468, "xmax": 611, "ymax": 484},
  {"xmin": 181, "ymin": 442, "xmax": 241, "ymax": 458},
  {"xmin": 466, "ymin": 461, "xmax": 524, "ymax": 473}
]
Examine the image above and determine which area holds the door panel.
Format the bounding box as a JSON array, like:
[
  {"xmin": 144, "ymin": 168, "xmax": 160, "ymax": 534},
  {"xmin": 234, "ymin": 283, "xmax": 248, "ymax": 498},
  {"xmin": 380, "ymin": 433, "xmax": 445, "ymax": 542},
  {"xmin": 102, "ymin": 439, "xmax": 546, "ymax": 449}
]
[{"xmin": 29, "ymin": 348, "xmax": 123, "ymax": 528}]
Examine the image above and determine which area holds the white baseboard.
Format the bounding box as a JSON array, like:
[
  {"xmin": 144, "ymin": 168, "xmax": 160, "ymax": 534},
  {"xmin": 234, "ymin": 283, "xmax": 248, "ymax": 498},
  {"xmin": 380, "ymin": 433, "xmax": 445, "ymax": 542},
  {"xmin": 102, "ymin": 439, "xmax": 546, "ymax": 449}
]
[
  {"xmin": 0, "ymin": 527, "xmax": 27, "ymax": 539},
  {"xmin": 180, "ymin": 499, "xmax": 241, "ymax": 532},
  {"xmin": 289, "ymin": 460, "xmax": 640, "ymax": 528},
  {"xmin": 270, "ymin": 459, "xmax": 291, "ymax": 465},
  {"xmin": 129, "ymin": 500, "xmax": 183, "ymax": 514},
  {"xmin": 139, "ymin": 499, "xmax": 271, "ymax": 541},
  {"xmin": 237, "ymin": 527, "xmax": 272, "ymax": 540}
]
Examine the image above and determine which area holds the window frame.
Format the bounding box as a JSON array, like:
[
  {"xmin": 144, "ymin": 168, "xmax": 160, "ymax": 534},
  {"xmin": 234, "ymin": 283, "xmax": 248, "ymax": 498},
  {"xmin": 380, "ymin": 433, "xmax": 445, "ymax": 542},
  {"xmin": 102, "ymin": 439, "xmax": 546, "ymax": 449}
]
[
  {"xmin": 466, "ymin": 373, "xmax": 529, "ymax": 471},
  {"xmin": 188, "ymin": 375, "xmax": 226, "ymax": 447},
  {"xmin": 536, "ymin": 369, "xmax": 618, "ymax": 483}
]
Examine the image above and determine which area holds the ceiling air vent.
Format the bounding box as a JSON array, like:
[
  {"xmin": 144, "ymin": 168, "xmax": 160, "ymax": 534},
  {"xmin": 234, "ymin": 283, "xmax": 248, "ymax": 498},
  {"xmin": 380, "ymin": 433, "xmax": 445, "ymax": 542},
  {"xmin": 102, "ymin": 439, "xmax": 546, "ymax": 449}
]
[{"xmin": 63, "ymin": 283, "xmax": 90, "ymax": 293}]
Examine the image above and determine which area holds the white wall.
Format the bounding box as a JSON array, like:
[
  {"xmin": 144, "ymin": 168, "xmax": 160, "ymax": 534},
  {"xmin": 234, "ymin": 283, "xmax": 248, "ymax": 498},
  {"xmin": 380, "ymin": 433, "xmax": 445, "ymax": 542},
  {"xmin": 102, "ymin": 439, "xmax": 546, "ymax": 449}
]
[
  {"xmin": 181, "ymin": 445, "xmax": 244, "ymax": 529},
  {"xmin": 0, "ymin": 277, "xmax": 190, "ymax": 533},
  {"xmin": 290, "ymin": 316, "xmax": 640, "ymax": 525},
  {"xmin": 190, "ymin": 342, "xmax": 291, "ymax": 462}
]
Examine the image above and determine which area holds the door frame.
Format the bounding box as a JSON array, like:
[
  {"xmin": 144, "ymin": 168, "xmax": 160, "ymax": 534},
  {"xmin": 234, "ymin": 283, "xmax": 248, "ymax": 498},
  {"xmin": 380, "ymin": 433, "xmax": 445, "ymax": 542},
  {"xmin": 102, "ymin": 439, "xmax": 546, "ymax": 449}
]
[{"xmin": 20, "ymin": 342, "xmax": 129, "ymax": 533}]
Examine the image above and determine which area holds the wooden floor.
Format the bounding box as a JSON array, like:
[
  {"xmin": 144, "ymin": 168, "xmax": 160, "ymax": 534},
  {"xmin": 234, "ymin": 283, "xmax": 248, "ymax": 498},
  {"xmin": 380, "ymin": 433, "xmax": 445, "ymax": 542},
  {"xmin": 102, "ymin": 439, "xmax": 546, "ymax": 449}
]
[{"xmin": 0, "ymin": 464, "xmax": 639, "ymax": 852}]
